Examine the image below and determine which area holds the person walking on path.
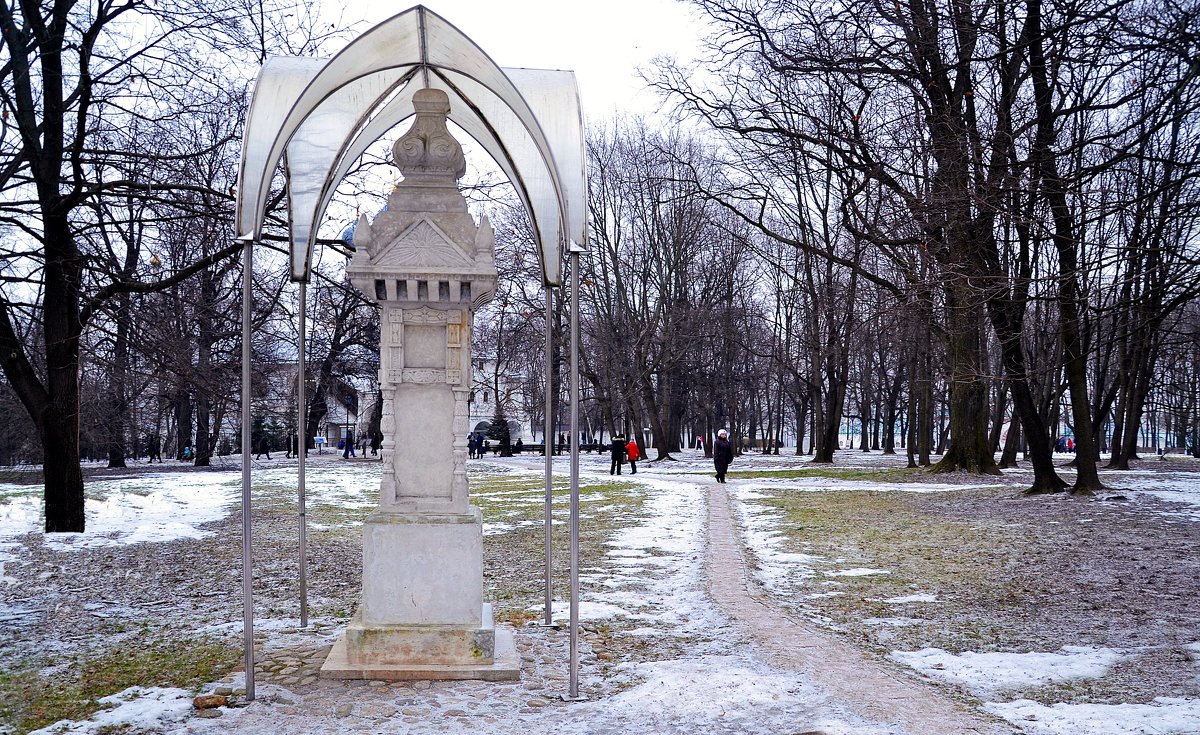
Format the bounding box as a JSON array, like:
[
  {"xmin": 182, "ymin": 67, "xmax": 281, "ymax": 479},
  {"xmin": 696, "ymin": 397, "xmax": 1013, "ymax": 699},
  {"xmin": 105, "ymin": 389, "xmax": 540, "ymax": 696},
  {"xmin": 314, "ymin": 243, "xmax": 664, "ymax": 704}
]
[
  {"xmin": 713, "ymin": 429, "xmax": 733, "ymax": 483},
  {"xmin": 610, "ymin": 434, "xmax": 627, "ymax": 475},
  {"xmin": 255, "ymin": 436, "xmax": 271, "ymax": 460},
  {"xmin": 625, "ymin": 436, "xmax": 641, "ymax": 474},
  {"xmin": 147, "ymin": 434, "xmax": 162, "ymax": 463},
  {"xmin": 342, "ymin": 430, "xmax": 356, "ymax": 459}
]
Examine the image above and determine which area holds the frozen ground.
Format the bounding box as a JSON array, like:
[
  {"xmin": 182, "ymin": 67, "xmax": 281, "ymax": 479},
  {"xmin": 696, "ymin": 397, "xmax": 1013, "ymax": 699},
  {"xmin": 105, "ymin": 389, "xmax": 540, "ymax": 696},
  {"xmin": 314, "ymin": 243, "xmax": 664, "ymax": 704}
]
[{"xmin": 2, "ymin": 448, "xmax": 1198, "ymax": 734}]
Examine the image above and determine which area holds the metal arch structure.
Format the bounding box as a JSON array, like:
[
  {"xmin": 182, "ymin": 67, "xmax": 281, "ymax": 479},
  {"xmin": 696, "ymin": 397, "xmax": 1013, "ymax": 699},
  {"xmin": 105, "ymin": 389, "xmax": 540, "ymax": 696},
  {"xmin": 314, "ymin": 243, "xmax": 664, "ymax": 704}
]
[
  {"xmin": 235, "ymin": 5, "xmax": 587, "ymax": 286},
  {"xmin": 233, "ymin": 5, "xmax": 588, "ymax": 702}
]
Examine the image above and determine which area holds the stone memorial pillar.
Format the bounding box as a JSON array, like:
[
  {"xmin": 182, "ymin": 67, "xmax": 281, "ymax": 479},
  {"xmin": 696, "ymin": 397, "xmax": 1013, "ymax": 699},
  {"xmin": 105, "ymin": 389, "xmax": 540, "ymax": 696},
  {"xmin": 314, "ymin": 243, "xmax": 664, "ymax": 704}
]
[{"xmin": 321, "ymin": 88, "xmax": 518, "ymax": 680}]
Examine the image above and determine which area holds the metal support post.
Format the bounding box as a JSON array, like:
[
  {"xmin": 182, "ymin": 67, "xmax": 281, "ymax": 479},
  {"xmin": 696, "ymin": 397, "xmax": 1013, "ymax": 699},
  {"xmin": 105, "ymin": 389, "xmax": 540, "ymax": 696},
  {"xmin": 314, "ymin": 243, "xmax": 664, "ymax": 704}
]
[
  {"xmin": 239, "ymin": 236, "xmax": 255, "ymax": 701},
  {"xmin": 566, "ymin": 243, "xmax": 586, "ymax": 701},
  {"xmin": 544, "ymin": 285, "xmax": 554, "ymax": 626},
  {"xmin": 297, "ymin": 280, "xmax": 308, "ymax": 628}
]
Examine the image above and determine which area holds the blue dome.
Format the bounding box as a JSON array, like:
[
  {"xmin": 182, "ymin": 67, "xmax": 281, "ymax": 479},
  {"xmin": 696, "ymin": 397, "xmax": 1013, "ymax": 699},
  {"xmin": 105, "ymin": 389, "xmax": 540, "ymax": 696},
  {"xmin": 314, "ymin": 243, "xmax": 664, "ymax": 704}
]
[
  {"xmin": 340, "ymin": 204, "xmax": 389, "ymax": 250},
  {"xmin": 339, "ymin": 220, "xmax": 357, "ymax": 247}
]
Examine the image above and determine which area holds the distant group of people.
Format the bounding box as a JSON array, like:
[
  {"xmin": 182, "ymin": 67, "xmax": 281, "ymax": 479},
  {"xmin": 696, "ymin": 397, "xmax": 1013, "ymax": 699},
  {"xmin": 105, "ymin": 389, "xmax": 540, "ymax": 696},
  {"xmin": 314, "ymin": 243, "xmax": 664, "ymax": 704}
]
[
  {"xmin": 468, "ymin": 432, "xmax": 491, "ymax": 458},
  {"xmin": 1055, "ymin": 436, "xmax": 1076, "ymax": 453},
  {"xmin": 457, "ymin": 425, "xmax": 735, "ymax": 484},
  {"xmin": 608, "ymin": 435, "xmax": 642, "ymax": 475},
  {"xmin": 600, "ymin": 428, "xmax": 733, "ymax": 483},
  {"xmin": 336, "ymin": 430, "xmax": 379, "ymax": 458}
]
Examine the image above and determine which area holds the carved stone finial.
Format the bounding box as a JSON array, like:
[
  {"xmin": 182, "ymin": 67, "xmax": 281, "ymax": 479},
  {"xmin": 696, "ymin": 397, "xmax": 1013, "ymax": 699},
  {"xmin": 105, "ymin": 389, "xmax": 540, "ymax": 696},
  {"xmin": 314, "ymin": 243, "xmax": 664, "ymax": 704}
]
[{"xmin": 392, "ymin": 88, "xmax": 467, "ymax": 182}]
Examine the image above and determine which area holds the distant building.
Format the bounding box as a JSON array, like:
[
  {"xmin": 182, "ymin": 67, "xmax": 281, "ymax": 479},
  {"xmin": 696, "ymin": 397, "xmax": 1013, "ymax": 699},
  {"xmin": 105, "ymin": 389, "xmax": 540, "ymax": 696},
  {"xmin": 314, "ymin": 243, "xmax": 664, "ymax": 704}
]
[{"xmin": 467, "ymin": 356, "xmax": 533, "ymax": 443}]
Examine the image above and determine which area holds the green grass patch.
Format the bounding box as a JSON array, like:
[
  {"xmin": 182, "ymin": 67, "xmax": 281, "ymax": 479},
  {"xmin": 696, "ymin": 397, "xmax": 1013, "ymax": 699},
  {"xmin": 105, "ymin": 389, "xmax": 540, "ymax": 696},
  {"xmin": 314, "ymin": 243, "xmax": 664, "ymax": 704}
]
[
  {"xmin": 0, "ymin": 469, "xmax": 42, "ymax": 486},
  {"xmin": 727, "ymin": 466, "xmax": 928, "ymax": 482},
  {"xmin": 476, "ymin": 471, "xmax": 647, "ymax": 627},
  {"xmin": 750, "ymin": 488, "xmax": 1021, "ymax": 652},
  {"xmin": 0, "ymin": 637, "xmax": 240, "ymax": 735}
]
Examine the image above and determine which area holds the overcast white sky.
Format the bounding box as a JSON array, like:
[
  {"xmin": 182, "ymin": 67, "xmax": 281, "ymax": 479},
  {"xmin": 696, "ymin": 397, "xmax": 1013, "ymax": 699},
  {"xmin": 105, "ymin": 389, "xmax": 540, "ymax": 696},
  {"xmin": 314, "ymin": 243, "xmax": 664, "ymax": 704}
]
[{"xmin": 343, "ymin": 0, "xmax": 709, "ymax": 119}]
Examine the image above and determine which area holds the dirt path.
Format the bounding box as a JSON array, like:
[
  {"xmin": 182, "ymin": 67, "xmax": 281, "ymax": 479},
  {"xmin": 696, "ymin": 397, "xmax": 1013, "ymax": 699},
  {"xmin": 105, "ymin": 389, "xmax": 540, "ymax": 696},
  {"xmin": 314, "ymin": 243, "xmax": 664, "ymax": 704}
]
[{"xmin": 704, "ymin": 482, "xmax": 1009, "ymax": 735}]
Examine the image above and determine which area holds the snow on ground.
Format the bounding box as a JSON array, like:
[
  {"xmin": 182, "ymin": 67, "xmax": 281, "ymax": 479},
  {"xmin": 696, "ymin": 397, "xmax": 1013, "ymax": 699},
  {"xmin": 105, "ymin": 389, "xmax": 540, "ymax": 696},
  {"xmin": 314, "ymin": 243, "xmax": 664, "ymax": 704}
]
[
  {"xmin": 982, "ymin": 698, "xmax": 1200, "ymax": 735},
  {"xmin": 888, "ymin": 646, "xmax": 1126, "ymax": 698},
  {"xmin": 30, "ymin": 686, "xmax": 194, "ymax": 735},
  {"xmin": 0, "ymin": 472, "xmax": 241, "ymax": 551},
  {"xmin": 1109, "ymin": 468, "xmax": 1200, "ymax": 521},
  {"xmin": 824, "ymin": 567, "xmax": 890, "ymax": 577},
  {"xmin": 10, "ymin": 449, "xmax": 1200, "ymax": 735},
  {"xmin": 882, "ymin": 593, "xmax": 939, "ymax": 603},
  {"xmin": 732, "ymin": 488, "xmax": 822, "ymax": 595}
]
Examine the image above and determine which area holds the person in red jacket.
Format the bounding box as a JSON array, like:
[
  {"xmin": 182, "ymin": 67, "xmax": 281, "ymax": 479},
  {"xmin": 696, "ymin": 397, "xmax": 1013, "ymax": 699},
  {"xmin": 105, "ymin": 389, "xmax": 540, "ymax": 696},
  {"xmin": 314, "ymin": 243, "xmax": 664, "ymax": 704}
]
[{"xmin": 625, "ymin": 436, "xmax": 641, "ymax": 475}]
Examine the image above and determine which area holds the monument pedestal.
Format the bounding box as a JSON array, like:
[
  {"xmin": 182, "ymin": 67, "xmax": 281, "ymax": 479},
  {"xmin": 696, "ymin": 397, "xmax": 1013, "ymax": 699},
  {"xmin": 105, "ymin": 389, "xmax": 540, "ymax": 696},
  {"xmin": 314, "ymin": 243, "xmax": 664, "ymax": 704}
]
[
  {"xmin": 321, "ymin": 510, "xmax": 519, "ymax": 680},
  {"xmin": 320, "ymin": 606, "xmax": 520, "ymax": 681}
]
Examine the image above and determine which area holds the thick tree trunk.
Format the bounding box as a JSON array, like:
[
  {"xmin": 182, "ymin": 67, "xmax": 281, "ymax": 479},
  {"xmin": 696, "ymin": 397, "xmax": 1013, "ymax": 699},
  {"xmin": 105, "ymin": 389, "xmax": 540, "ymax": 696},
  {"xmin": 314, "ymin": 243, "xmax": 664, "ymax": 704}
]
[
  {"xmin": 42, "ymin": 210, "xmax": 86, "ymax": 531},
  {"xmin": 933, "ymin": 287, "xmax": 999, "ymax": 475},
  {"xmin": 641, "ymin": 377, "xmax": 672, "ymax": 461},
  {"xmin": 985, "ymin": 289, "xmax": 1066, "ymax": 491},
  {"xmin": 1028, "ymin": 0, "xmax": 1101, "ymax": 494},
  {"xmin": 794, "ymin": 395, "xmax": 808, "ymax": 456},
  {"xmin": 999, "ymin": 417, "xmax": 1021, "ymax": 469},
  {"xmin": 883, "ymin": 367, "xmax": 901, "ymax": 454},
  {"xmin": 813, "ymin": 379, "xmax": 845, "ymax": 463},
  {"xmin": 42, "ymin": 215, "xmax": 87, "ymax": 531},
  {"xmin": 195, "ymin": 392, "xmax": 212, "ymax": 467},
  {"xmin": 174, "ymin": 387, "xmax": 192, "ymax": 460},
  {"xmin": 42, "ymin": 404, "xmax": 85, "ymax": 532},
  {"xmin": 859, "ymin": 375, "xmax": 871, "ymax": 451}
]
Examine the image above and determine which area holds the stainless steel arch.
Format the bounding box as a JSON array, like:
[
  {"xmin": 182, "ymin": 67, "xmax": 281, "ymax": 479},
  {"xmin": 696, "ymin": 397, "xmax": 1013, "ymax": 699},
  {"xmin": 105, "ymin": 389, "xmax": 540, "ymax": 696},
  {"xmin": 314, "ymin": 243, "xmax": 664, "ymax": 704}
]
[{"xmin": 235, "ymin": 4, "xmax": 586, "ymax": 286}]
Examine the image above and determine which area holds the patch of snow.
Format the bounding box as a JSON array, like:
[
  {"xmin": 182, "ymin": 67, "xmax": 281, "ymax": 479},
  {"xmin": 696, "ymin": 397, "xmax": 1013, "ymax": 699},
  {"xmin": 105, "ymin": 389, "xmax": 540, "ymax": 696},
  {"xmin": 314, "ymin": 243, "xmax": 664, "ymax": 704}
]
[
  {"xmin": 883, "ymin": 593, "xmax": 939, "ymax": 603},
  {"xmin": 29, "ymin": 686, "xmax": 193, "ymax": 735},
  {"xmin": 531, "ymin": 600, "xmax": 630, "ymax": 621},
  {"xmin": 730, "ymin": 487, "xmax": 822, "ymax": 596},
  {"xmin": 863, "ymin": 617, "xmax": 923, "ymax": 627},
  {"xmin": 825, "ymin": 568, "xmax": 889, "ymax": 577},
  {"xmin": 2, "ymin": 473, "xmax": 242, "ymax": 552},
  {"xmin": 1188, "ymin": 642, "xmax": 1200, "ymax": 681},
  {"xmin": 556, "ymin": 656, "xmax": 894, "ymax": 735},
  {"xmin": 889, "ymin": 646, "xmax": 1126, "ymax": 698},
  {"xmin": 983, "ymin": 697, "xmax": 1200, "ymax": 735},
  {"xmin": 1109, "ymin": 472, "xmax": 1200, "ymax": 521}
]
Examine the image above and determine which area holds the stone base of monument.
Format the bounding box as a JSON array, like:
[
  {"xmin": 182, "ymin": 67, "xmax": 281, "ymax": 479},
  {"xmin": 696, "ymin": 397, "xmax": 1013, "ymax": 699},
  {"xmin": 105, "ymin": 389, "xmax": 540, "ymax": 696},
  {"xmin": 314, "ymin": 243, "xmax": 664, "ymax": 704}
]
[
  {"xmin": 319, "ymin": 604, "xmax": 520, "ymax": 681},
  {"xmin": 318, "ymin": 508, "xmax": 519, "ymax": 681}
]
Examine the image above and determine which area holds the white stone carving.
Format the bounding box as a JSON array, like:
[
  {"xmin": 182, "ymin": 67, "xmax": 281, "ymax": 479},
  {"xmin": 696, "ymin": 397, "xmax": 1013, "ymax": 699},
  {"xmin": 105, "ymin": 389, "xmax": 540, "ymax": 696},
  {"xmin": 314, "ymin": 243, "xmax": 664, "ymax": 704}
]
[
  {"xmin": 376, "ymin": 219, "xmax": 475, "ymax": 268},
  {"xmin": 401, "ymin": 368, "xmax": 446, "ymax": 384}
]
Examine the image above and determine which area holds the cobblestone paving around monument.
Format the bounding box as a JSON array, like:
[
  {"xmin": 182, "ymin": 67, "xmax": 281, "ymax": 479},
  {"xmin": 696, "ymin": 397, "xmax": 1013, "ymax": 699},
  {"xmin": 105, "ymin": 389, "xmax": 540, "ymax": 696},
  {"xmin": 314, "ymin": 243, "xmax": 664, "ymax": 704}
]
[{"xmin": 184, "ymin": 622, "xmax": 623, "ymax": 733}]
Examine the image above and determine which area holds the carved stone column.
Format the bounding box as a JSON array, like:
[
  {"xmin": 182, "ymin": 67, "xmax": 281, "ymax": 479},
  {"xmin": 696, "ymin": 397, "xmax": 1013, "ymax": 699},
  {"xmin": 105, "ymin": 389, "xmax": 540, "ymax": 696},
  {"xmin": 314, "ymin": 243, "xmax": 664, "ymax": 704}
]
[{"xmin": 321, "ymin": 88, "xmax": 517, "ymax": 681}]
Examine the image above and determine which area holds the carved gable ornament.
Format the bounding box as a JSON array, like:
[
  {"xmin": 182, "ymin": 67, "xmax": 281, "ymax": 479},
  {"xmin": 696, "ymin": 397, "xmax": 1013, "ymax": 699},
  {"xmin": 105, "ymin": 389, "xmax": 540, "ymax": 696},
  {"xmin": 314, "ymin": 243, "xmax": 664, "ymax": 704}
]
[{"xmin": 375, "ymin": 219, "xmax": 474, "ymax": 269}]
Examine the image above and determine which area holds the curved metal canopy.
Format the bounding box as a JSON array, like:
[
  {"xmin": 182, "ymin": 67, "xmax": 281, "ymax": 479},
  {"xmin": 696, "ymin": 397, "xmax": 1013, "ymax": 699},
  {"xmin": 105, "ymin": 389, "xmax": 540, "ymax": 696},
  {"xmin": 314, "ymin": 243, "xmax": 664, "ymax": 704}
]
[{"xmin": 235, "ymin": 5, "xmax": 586, "ymax": 286}]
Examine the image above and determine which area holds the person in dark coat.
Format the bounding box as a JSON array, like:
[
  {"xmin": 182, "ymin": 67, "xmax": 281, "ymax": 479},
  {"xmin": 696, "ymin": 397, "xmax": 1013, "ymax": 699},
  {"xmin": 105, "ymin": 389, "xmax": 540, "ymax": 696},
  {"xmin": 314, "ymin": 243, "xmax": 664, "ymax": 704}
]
[
  {"xmin": 610, "ymin": 434, "xmax": 626, "ymax": 475},
  {"xmin": 713, "ymin": 429, "xmax": 734, "ymax": 483},
  {"xmin": 255, "ymin": 436, "xmax": 271, "ymax": 460},
  {"xmin": 147, "ymin": 434, "xmax": 162, "ymax": 463},
  {"xmin": 343, "ymin": 430, "xmax": 355, "ymax": 459}
]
